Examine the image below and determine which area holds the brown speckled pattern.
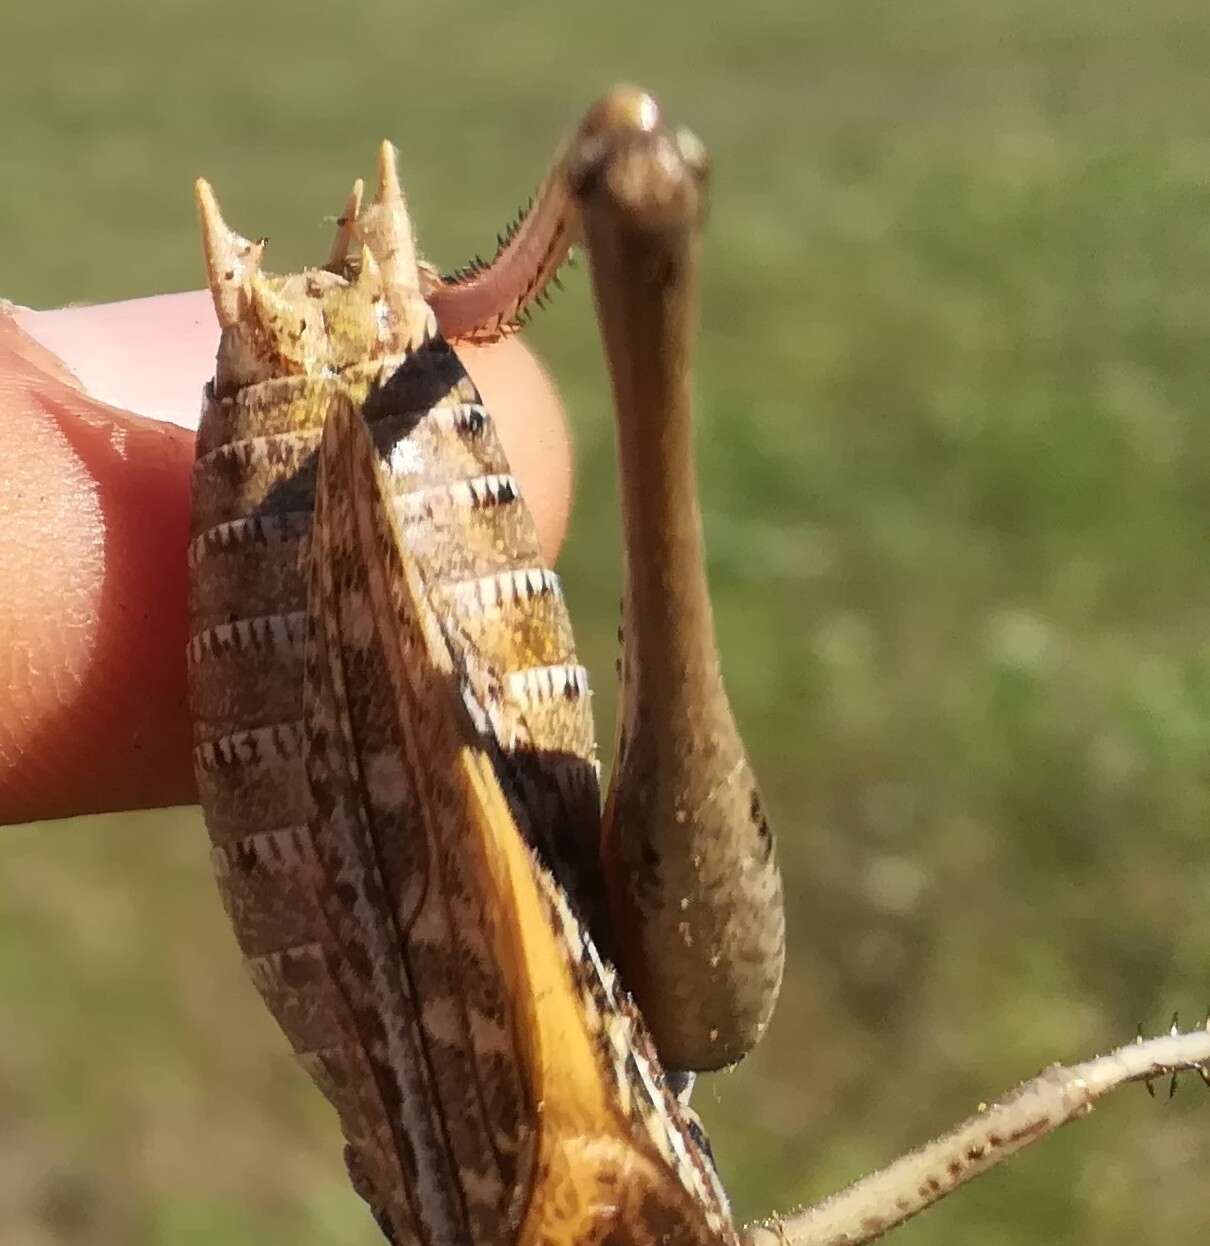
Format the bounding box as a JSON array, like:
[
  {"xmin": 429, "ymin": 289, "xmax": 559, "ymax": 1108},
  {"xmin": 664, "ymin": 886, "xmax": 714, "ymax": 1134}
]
[{"xmin": 189, "ymin": 332, "xmax": 605, "ymax": 1232}]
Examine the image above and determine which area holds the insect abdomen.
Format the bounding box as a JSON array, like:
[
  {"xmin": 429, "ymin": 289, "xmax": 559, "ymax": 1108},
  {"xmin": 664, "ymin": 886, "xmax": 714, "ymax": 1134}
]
[{"xmin": 188, "ymin": 339, "xmax": 600, "ymax": 1146}]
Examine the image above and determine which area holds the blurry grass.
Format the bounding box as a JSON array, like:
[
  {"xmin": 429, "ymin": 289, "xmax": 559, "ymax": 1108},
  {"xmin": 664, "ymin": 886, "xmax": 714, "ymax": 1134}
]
[{"xmin": 4, "ymin": 0, "xmax": 1210, "ymax": 1242}]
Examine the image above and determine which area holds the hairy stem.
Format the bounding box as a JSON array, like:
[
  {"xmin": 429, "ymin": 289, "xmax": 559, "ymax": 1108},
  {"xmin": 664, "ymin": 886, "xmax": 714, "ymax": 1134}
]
[{"xmin": 745, "ymin": 1024, "xmax": 1210, "ymax": 1246}]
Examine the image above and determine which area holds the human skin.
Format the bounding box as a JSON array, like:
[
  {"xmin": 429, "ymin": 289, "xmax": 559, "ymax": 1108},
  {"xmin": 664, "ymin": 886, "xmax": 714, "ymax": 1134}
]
[{"xmin": 0, "ymin": 292, "xmax": 574, "ymax": 826}]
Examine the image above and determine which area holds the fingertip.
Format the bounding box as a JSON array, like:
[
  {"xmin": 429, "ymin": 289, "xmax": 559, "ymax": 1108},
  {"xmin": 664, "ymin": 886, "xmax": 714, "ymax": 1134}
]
[
  {"xmin": 0, "ymin": 321, "xmax": 196, "ymax": 824},
  {"xmin": 13, "ymin": 292, "xmax": 219, "ymax": 430}
]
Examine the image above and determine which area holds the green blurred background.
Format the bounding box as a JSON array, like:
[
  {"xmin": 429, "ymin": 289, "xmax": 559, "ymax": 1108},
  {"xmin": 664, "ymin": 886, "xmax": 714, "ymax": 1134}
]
[{"xmin": 4, "ymin": 1, "xmax": 1210, "ymax": 1242}]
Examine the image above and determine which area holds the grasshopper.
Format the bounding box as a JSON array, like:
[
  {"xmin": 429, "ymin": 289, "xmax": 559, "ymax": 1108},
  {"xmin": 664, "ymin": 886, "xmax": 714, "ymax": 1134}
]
[{"xmin": 188, "ymin": 87, "xmax": 1210, "ymax": 1245}]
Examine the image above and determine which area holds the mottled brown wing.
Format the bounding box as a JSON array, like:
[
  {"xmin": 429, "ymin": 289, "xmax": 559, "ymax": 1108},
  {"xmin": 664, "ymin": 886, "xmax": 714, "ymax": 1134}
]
[
  {"xmin": 304, "ymin": 393, "xmax": 736, "ymax": 1246},
  {"xmin": 302, "ymin": 386, "xmax": 538, "ymax": 1246}
]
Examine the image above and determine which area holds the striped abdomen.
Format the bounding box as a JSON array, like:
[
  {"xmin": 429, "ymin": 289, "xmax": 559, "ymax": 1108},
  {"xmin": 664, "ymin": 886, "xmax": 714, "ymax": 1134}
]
[{"xmin": 187, "ymin": 337, "xmax": 601, "ymax": 1242}]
